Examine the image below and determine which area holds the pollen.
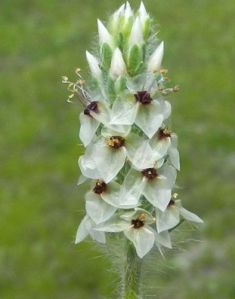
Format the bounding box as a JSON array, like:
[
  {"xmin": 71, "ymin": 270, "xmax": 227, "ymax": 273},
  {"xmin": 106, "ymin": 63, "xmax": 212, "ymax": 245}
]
[
  {"xmin": 93, "ymin": 180, "xmax": 107, "ymax": 194},
  {"xmin": 141, "ymin": 168, "xmax": 158, "ymax": 180},
  {"xmin": 107, "ymin": 136, "xmax": 125, "ymax": 149}
]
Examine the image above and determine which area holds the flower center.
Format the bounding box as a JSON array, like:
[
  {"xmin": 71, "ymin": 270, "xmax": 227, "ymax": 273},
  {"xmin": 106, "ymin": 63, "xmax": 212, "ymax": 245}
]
[
  {"xmin": 134, "ymin": 91, "xmax": 152, "ymax": 105},
  {"xmin": 84, "ymin": 101, "xmax": 98, "ymax": 117},
  {"xmin": 107, "ymin": 136, "xmax": 125, "ymax": 149},
  {"xmin": 168, "ymin": 199, "xmax": 175, "ymax": 207},
  {"xmin": 158, "ymin": 128, "xmax": 171, "ymax": 140},
  {"xmin": 141, "ymin": 168, "xmax": 158, "ymax": 180},
  {"xmin": 131, "ymin": 219, "xmax": 145, "ymax": 229},
  {"xmin": 93, "ymin": 180, "xmax": 107, "ymax": 194}
]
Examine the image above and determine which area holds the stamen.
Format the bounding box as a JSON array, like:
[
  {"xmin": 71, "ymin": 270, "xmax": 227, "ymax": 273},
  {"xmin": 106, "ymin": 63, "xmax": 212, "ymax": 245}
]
[
  {"xmin": 158, "ymin": 128, "xmax": 171, "ymax": 140},
  {"xmin": 168, "ymin": 199, "xmax": 175, "ymax": 207},
  {"xmin": 134, "ymin": 91, "xmax": 152, "ymax": 105},
  {"xmin": 141, "ymin": 168, "xmax": 158, "ymax": 180},
  {"xmin": 84, "ymin": 101, "xmax": 99, "ymax": 117},
  {"xmin": 107, "ymin": 136, "xmax": 125, "ymax": 149},
  {"xmin": 93, "ymin": 180, "xmax": 107, "ymax": 194},
  {"xmin": 131, "ymin": 218, "xmax": 145, "ymax": 229}
]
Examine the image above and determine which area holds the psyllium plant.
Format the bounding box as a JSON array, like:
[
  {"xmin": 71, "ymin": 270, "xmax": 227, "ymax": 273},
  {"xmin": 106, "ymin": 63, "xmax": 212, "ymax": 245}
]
[{"xmin": 63, "ymin": 2, "xmax": 203, "ymax": 298}]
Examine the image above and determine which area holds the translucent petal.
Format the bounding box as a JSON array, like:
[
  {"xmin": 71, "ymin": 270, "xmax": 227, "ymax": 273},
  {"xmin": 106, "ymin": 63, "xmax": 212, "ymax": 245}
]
[
  {"xmin": 150, "ymin": 136, "xmax": 171, "ymax": 160},
  {"xmin": 92, "ymin": 138, "xmax": 127, "ymax": 183},
  {"xmin": 120, "ymin": 169, "xmax": 145, "ymax": 206},
  {"xmin": 147, "ymin": 42, "xmax": 164, "ymax": 73},
  {"xmin": 77, "ymin": 174, "xmax": 88, "ymax": 186},
  {"xmin": 102, "ymin": 181, "xmax": 139, "ymax": 209},
  {"xmin": 156, "ymin": 206, "xmax": 180, "ymax": 233},
  {"xmin": 78, "ymin": 154, "xmax": 100, "ymax": 180},
  {"xmin": 155, "ymin": 230, "xmax": 172, "ymax": 249},
  {"xmin": 85, "ymin": 192, "xmax": 116, "ymax": 224},
  {"xmin": 159, "ymin": 164, "xmax": 177, "ymax": 188},
  {"xmin": 75, "ymin": 215, "xmax": 90, "ymax": 244},
  {"xmin": 95, "ymin": 217, "xmax": 129, "ymax": 232},
  {"xmin": 169, "ymin": 147, "xmax": 180, "ymax": 170},
  {"xmin": 126, "ymin": 134, "xmax": 156, "ymax": 169},
  {"xmin": 79, "ymin": 113, "xmax": 99, "ymax": 146},
  {"xmin": 90, "ymin": 101, "xmax": 111, "ymax": 125},
  {"xmin": 110, "ymin": 97, "xmax": 138, "ymax": 125},
  {"xmin": 135, "ymin": 100, "xmax": 164, "ymax": 138},
  {"xmin": 143, "ymin": 179, "xmax": 172, "ymax": 211},
  {"xmin": 124, "ymin": 226, "xmax": 155, "ymax": 258},
  {"xmin": 89, "ymin": 229, "xmax": 106, "ymax": 244}
]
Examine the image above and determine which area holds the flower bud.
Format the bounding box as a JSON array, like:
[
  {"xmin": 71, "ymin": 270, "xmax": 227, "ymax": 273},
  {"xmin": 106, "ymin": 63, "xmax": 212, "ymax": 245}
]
[
  {"xmin": 139, "ymin": 2, "xmax": 149, "ymax": 25},
  {"xmin": 97, "ymin": 19, "xmax": 113, "ymax": 46},
  {"xmin": 129, "ymin": 16, "xmax": 143, "ymax": 47},
  {"xmin": 86, "ymin": 51, "xmax": 101, "ymax": 79},
  {"xmin": 110, "ymin": 48, "xmax": 127, "ymax": 79},
  {"xmin": 147, "ymin": 41, "xmax": 164, "ymax": 73}
]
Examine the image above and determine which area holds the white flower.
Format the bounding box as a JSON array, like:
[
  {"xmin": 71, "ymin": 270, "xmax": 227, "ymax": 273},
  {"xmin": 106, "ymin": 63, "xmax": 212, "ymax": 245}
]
[
  {"xmin": 122, "ymin": 163, "xmax": 177, "ymax": 211},
  {"xmin": 79, "ymin": 100, "xmax": 131, "ymax": 147},
  {"xmin": 156, "ymin": 199, "xmax": 204, "ymax": 233},
  {"xmin": 110, "ymin": 48, "xmax": 127, "ymax": 79},
  {"xmin": 129, "ymin": 16, "xmax": 143, "ymax": 46},
  {"xmin": 110, "ymin": 73, "xmax": 171, "ymax": 138},
  {"xmin": 79, "ymin": 129, "xmax": 157, "ymax": 183},
  {"xmin": 95, "ymin": 209, "xmax": 171, "ymax": 258},
  {"xmin": 124, "ymin": 1, "xmax": 133, "ymax": 20},
  {"xmin": 86, "ymin": 51, "xmax": 101, "ymax": 79},
  {"xmin": 150, "ymin": 128, "xmax": 180, "ymax": 170},
  {"xmin": 147, "ymin": 42, "xmax": 164, "ymax": 73},
  {"xmin": 97, "ymin": 19, "xmax": 113, "ymax": 46},
  {"xmin": 75, "ymin": 215, "xmax": 106, "ymax": 244}
]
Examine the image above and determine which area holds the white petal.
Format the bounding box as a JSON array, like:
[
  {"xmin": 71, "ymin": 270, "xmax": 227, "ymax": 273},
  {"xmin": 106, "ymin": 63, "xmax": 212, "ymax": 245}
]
[
  {"xmin": 79, "ymin": 113, "xmax": 99, "ymax": 146},
  {"xmin": 150, "ymin": 136, "xmax": 171, "ymax": 160},
  {"xmin": 139, "ymin": 2, "xmax": 149, "ymax": 22},
  {"xmin": 95, "ymin": 217, "xmax": 129, "ymax": 232},
  {"xmin": 126, "ymin": 134, "xmax": 156, "ymax": 169},
  {"xmin": 155, "ymin": 231, "xmax": 172, "ymax": 249},
  {"xmin": 129, "ymin": 17, "xmax": 143, "ymax": 46},
  {"xmin": 86, "ymin": 51, "xmax": 101, "ymax": 79},
  {"xmin": 180, "ymin": 208, "xmax": 203, "ymax": 223},
  {"xmin": 97, "ymin": 19, "xmax": 112, "ymax": 45},
  {"xmin": 159, "ymin": 164, "xmax": 177, "ymax": 188},
  {"xmin": 110, "ymin": 48, "xmax": 127, "ymax": 80},
  {"xmin": 169, "ymin": 147, "xmax": 180, "ymax": 170},
  {"xmin": 124, "ymin": 1, "xmax": 133, "ymax": 19},
  {"xmin": 89, "ymin": 230, "xmax": 106, "ymax": 244},
  {"xmin": 120, "ymin": 168, "xmax": 145, "ymax": 207},
  {"xmin": 135, "ymin": 101, "xmax": 164, "ymax": 138},
  {"xmin": 85, "ymin": 192, "xmax": 116, "ymax": 224},
  {"xmin": 147, "ymin": 42, "xmax": 164, "ymax": 73},
  {"xmin": 75, "ymin": 215, "xmax": 91, "ymax": 244},
  {"xmin": 90, "ymin": 101, "xmax": 111, "ymax": 125},
  {"xmin": 102, "ymin": 181, "xmax": 138, "ymax": 209},
  {"xmin": 78, "ymin": 154, "xmax": 100, "ymax": 181},
  {"xmin": 143, "ymin": 179, "xmax": 172, "ymax": 211},
  {"xmin": 77, "ymin": 174, "xmax": 88, "ymax": 186},
  {"xmin": 110, "ymin": 97, "xmax": 138, "ymax": 125},
  {"xmin": 156, "ymin": 206, "xmax": 180, "ymax": 233},
  {"xmin": 124, "ymin": 226, "xmax": 155, "ymax": 258},
  {"xmin": 92, "ymin": 138, "xmax": 127, "ymax": 183}
]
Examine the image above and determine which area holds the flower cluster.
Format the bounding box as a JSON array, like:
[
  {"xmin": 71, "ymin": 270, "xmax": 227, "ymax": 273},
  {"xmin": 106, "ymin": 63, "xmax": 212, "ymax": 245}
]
[{"xmin": 73, "ymin": 2, "xmax": 203, "ymax": 258}]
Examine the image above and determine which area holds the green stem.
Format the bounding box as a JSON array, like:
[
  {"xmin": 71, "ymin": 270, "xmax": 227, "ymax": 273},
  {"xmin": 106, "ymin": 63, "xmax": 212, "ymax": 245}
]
[{"xmin": 121, "ymin": 241, "xmax": 142, "ymax": 299}]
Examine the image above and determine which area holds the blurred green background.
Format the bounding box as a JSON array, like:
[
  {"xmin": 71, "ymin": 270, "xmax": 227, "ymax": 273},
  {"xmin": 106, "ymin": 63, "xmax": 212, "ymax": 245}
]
[{"xmin": 1, "ymin": 0, "xmax": 235, "ymax": 298}]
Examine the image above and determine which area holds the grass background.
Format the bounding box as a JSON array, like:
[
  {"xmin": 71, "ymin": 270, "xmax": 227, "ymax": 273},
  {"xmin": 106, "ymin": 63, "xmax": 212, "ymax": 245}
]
[{"xmin": 1, "ymin": 0, "xmax": 235, "ymax": 298}]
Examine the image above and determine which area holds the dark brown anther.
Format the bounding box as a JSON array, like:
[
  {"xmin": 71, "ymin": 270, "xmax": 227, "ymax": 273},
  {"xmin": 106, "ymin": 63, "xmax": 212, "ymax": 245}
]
[
  {"xmin": 93, "ymin": 180, "xmax": 107, "ymax": 194},
  {"xmin": 107, "ymin": 136, "xmax": 125, "ymax": 149},
  {"xmin": 168, "ymin": 199, "xmax": 175, "ymax": 207},
  {"xmin": 131, "ymin": 219, "xmax": 145, "ymax": 229},
  {"xmin": 84, "ymin": 101, "xmax": 98, "ymax": 117},
  {"xmin": 141, "ymin": 168, "xmax": 158, "ymax": 180},
  {"xmin": 134, "ymin": 91, "xmax": 153, "ymax": 105},
  {"xmin": 158, "ymin": 128, "xmax": 171, "ymax": 140}
]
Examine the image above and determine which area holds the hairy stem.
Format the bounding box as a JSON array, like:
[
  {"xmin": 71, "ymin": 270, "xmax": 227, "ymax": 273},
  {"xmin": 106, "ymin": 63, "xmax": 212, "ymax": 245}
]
[{"xmin": 121, "ymin": 241, "xmax": 142, "ymax": 299}]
